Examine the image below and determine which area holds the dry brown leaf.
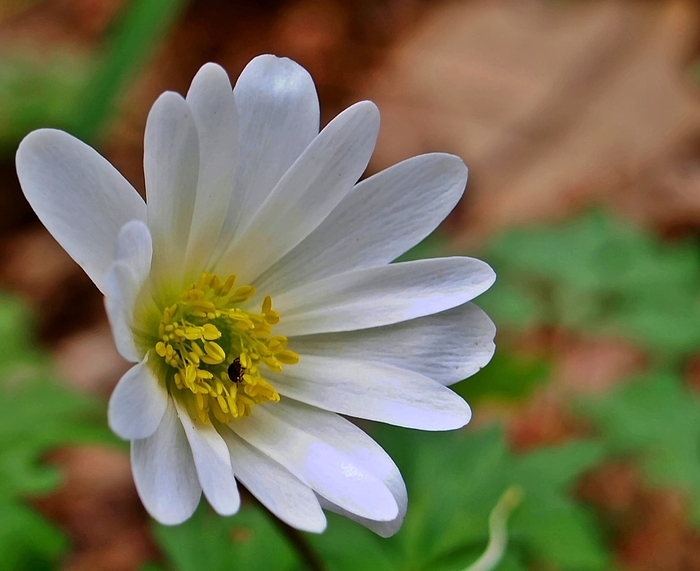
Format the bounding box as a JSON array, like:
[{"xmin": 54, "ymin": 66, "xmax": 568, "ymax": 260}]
[
  {"xmin": 361, "ymin": 0, "xmax": 700, "ymax": 241},
  {"xmin": 35, "ymin": 446, "xmax": 156, "ymax": 571}
]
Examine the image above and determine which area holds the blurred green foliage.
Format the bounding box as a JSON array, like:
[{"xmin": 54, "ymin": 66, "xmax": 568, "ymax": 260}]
[
  {"xmin": 72, "ymin": 0, "xmax": 189, "ymax": 142},
  {"xmin": 151, "ymin": 505, "xmax": 301, "ymax": 571},
  {"xmin": 0, "ymin": 54, "xmax": 91, "ymax": 155},
  {"xmin": 581, "ymin": 371, "xmax": 700, "ymax": 525},
  {"xmin": 479, "ymin": 211, "xmax": 700, "ymax": 362},
  {"xmin": 0, "ymin": 295, "xmax": 110, "ymax": 571},
  {"xmin": 454, "ymin": 351, "xmax": 550, "ymax": 405},
  {"xmin": 0, "ymin": 0, "xmax": 189, "ymax": 155},
  {"xmin": 395, "ymin": 234, "xmax": 450, "ymax": 263},
  {"xmin": 321, "ymin": 426, "xmax": 607, "ymax": 571},
  {"xmin": 150, "ymin": 426, "xmax": 607, "ymax": 571}
]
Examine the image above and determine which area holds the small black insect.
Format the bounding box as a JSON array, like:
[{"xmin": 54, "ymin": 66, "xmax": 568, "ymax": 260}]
[{"xmin": 227, "ymin": 357, "xmax": 244, "ymax": 384}]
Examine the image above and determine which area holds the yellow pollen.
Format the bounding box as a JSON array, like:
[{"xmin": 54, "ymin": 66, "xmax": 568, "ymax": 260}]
[{"xmin": 151, "ymin": 272, "xmax": 296, "ymax": 423}]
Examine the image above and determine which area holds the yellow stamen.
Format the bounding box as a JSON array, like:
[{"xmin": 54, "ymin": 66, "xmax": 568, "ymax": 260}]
[
  {"xmin": 202, "ymin": 341, "xmax": 226, "ymax": 364},
  {"xmin": 150, "ymin": 272, "xmax": 297, "ymax": 423},
  {"xmin": 277, "ymin": 350, "xmax": 300, "ymax": 365}
]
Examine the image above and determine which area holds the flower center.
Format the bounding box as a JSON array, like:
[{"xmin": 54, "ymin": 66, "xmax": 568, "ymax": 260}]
[{"xmin": 152, "ymin": 272, "xmax": 298, "ymax": 424}]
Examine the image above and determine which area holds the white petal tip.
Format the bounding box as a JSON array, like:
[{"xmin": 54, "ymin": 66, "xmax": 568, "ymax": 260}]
[
  {"xmin": 389, "ymin": 390, "xmax": 473, "ymax": 432},
  {"xmin": 17, "ymin": 126, "xmax": 65, "ymax": 148},
  {"xmin": 210, "ymin": 500, "xmax": 240, "ymax": 517},
  {"xmin": 430, "ymin": 397, "xmax": 473, "ymax": 431},
  {"xmin": 187, "ymin": 63, "xmax": 232, "ymax": 99},
  {"xmin": 108, "ymin": 360, "xmax": 168, "ymax": 441},
  {"xmin": 294, "ymin": 514, "xmax": 328, "ymax": 534},
  {"xmin": 248, "ymin": 53, "xmax": 308, "ymax": 71},
  {"xmin": 108, "ymin": 413, "xmax": 134, "ymax": 441},
  {"xmin": 240, "ymin": 54, "xmax": 316, "ymax": 94},
  {"xmin": 351, "ymin": 100, "xmax": 380, "ymax": 122},
  {"xmin": 195, "ymin": 61, "xmax": 228, "ymax": 77},
  {"xmin": 372, "ymin": 500, "xmax": 400, "ymax": 522},
  {"xmin": 308, "ymin": 520, "xmax": 328, "ymax": 534},
  {"xmin": 16, "ymin": 129, "xmax": 75, "ymax": 179},
  {"xmin": 150, "ymin": 508, "xmax": 199, "ymax": 527},
  {"xmin": 469, "ymin": 260, "xmax": 497, "ymax": 299}
]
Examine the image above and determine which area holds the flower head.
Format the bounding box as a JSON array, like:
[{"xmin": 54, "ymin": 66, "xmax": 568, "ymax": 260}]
[{"xmin": 16, "ymin": 55, "xmax": 496, "ymax": 535}]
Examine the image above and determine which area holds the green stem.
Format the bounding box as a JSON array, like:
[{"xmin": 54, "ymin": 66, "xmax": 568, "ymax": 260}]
[
  {"xmin": 72, "ymin": 0, "xmax": 190, "ymax": 142},
  {"xmin": 463, "ymin": 486, "xmax": 523, "ymax": 571}
]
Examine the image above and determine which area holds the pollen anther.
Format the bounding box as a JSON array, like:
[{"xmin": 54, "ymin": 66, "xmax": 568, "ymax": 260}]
[{"xmin": 151, "ymin": 272, "xmax": 296, "ymax": 423}]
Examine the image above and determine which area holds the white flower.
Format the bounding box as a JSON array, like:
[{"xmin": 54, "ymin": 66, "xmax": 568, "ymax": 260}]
[{"xmin": 16, "ymin": 55, "xmax": 496, "ymax": 535}]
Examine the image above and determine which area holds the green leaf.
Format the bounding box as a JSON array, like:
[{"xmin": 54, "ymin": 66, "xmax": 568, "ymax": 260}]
[
  {"xmin": 150, "ymin": 423, "xmax": 608, "ymax": 571},
  {"xmin": 154, "ymin": 504, "xmax": 303, "ymax": 571},
  {"xmin": 394, "ymin": 233, "xmax": 450, "ymax": 263},
  {"xmin": 0, "ymin": 504, "xmax": 66, "ymax": 571},
  {"xmin": 0, "ymin": 0, "xmax": 189, "ymax": 152},
  {"xmin": 453, "ymin": 350, "xmax": 549, "ymax": 404},
  {"xmin": 0, "ymin": 54, "xmax": 90, "ymax": 155},
  {"xmin": 308, "ymin": 425, "xmax": 609, "ymax": 571},
  {"xmin": 481, "ymin": 211, "xmax": 700, "ymax": 361},
  {"xmin": 477, "ymin": 282, "xmax": 542, "ymax": 330},
  {"xmin": 0, "ymin": 294, "xmax": 111, "ymax": 570},
  {"xmin": 580, "ymin": 371, "xmax": 700, "ymax": 524},
  {"xmin": 71, "ymin": 0, "xmax": 190, "ymax": 142},
  {"xmin": 508, "ymin": 442, "xmax": 609, "ymax": 569},
  {"xmin": 309, "ymin": 515, "xmax": 396, "ymax": 571}
]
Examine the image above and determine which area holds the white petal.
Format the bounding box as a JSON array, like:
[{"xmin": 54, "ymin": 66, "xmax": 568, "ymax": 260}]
[
  {"xmin": 290, "ymin": 303, "xmax": 496, "ymax": 386},
  {"xmin": 317, "ymin": 495, "xmax": 404, "ymax": 538},
  {"xmin": 104, "ymin": 221, "xmax": 153, "ymax": 362},
  {"xmin": 131, "ymin": 399, "xmax": 201, "ymax": 525},
  {"xmin": 104, "ymin": 263, "xmax": 140, "ymax": 362},
  {"xmin": 230, "ymin": 404, "xmax": 398, "ymax": 522},
  {"xmin": 274, "ymin": 257, "xmax": 496, "ymax": 337},
  {"xmin": 215, "ymin": 101, "xmax": 380, "ymax": 285},
  {"xmin": 108, "ymin": 354, "xmax": 168, "ymax": 440},
  {"xmin": 184, "ymin": 63, "xmax": 238, "ymax": 279},
  {"xmin": 273, "ymin": 355, "xmax": 471, "ymax": 430},
  {"xmin": 16, "ymin": 129, "xmax": 146, "ymax": 294},
  {"xmin": 174, "ymin": 402, "xmax": 240, "ymax": 516},
  {"xmin": 263, "ymin": 400, "xmax": 407, "ymax": 535},
  {"xmin": 115, "ymin": 219, "xmax": 153, "ymax": 275},
  {"xmin": 144, "ymin": 92, "xmax": 200, "ymax": 287},
  {"xmin": 220, "ymin": 55, "xmax": 319, "ymax": 241},
  {"xmin": 256, "ymin": 153, "xmax": 467, "ymax": 295},
  {"xmin": 220, "ymin": 427, "xmax": 326, "ymax": 533}
]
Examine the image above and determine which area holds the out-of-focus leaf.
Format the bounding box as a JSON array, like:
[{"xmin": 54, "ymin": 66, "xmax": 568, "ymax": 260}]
[
  {"xmin": 0, "ymin": 54, "xmax": 91, "ymax": 154},
  {"xmin": 480, "ymin": 211, "xmax": 700, "ymax": 360},
  {"xmin": 508, "ymin": 442, "xmax": 608, "ymax": 569},
  {"xmin": 153, "ymin": 504, "xmax": 303, "ymax": 571},
  {"xmin": 478, "ymin": 282, "xmax": 542, "ymax": 330},
  {"xmin": 454, "ymin": 351, "xmax": 549, "ymax": 404},
  {"xmin": 0, "ymin": 504, "xmax": 64, "ymax": 571},
  {"xmin": 72, "ymin": 0, "xmax": 190, "ymax": 142},
  {"xmin": 394, "ymin": 233, "xmax": 450, "ymax": 262},
  {"xmin": 580, "ymin": 372, "xmax": 700, "ymax": 525},
  {"xmin": 308, "ymin": 425, "xmax": 608, "ymax": 571},
  {"xmin": 0, "ymin": 294, "xmax": 111, "ymax": 571},
  {"xmin": 150, "ymin": 424, "xmax": 607, "ymax": 571},
  {"xmin": 0, "ymin": 0, "xmax": 189, "ymax": 151},
  {"xmin": 308, "ymin": 516, "xmax": 396, "ymax": 571}
]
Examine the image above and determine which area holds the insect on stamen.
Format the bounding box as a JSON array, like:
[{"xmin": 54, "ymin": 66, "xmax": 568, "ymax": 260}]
[{"xmin": 227, "ymin": 357, "xmax": 244, "ymax": 384}]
